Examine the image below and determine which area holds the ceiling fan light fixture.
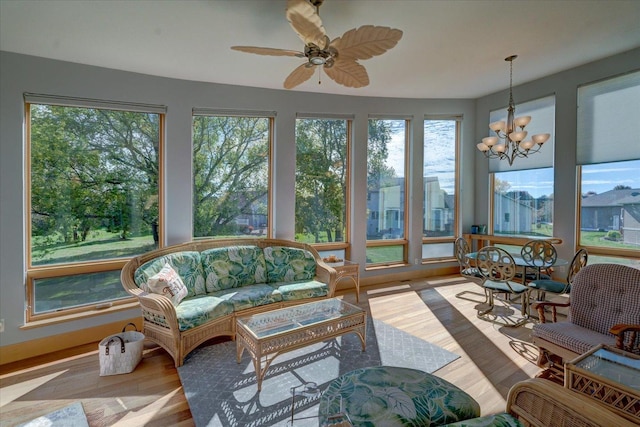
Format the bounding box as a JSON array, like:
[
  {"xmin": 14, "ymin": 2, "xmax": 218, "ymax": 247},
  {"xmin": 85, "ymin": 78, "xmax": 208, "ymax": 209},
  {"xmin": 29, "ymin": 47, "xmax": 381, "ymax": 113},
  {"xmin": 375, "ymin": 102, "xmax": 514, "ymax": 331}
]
[{"xmin": 310, "ymin": 56, "xmax": 326, "ymax": 65}]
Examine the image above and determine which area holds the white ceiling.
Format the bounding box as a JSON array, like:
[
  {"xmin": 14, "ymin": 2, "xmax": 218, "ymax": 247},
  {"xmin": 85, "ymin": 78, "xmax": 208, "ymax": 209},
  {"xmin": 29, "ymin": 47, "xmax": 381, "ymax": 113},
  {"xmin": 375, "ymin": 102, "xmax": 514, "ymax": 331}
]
[{"xmin": 2, "ymin": 0, "xmax": 639, "ymax": 99}]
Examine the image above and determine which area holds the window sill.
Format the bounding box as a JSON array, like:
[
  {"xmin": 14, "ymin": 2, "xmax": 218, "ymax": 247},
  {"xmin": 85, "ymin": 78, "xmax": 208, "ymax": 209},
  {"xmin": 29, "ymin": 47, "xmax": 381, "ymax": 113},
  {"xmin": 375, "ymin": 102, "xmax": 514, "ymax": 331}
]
[
  {"xmin": 365, "ymin": 262, "xmax": 409, "ymax": 271},
  {"xmin": 21, "ymin": 301, "xmax": 140, "ymax": 330}
]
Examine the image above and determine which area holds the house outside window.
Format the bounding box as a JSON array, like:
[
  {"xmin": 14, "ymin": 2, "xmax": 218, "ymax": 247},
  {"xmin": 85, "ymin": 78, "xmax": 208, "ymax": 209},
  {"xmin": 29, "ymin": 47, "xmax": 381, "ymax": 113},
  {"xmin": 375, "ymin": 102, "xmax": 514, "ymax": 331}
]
[
  {"xmin": 491, "ymin": 95, "xmax": 555, "ymax": 238},
  {"xmin": 422, "ymin": 117, "xmax": 460, "ymax": 260},
  {"xmin": 294, "ymin": 116, "xmax": 350, "ymax": 249},
  {"xmin": 26, "ymin": 95, "xmax": 164, "ymax": 321},
  {"xmin": 577, "ymin": 71, "xmax": 640, "ymax": 267},
  {"xmin": 192, "ymin": 111, "xmax": 273, "ymax": 239},
  {"xmin": 366, "ymin": 118, "xmax": 408, "ymax": 266}
]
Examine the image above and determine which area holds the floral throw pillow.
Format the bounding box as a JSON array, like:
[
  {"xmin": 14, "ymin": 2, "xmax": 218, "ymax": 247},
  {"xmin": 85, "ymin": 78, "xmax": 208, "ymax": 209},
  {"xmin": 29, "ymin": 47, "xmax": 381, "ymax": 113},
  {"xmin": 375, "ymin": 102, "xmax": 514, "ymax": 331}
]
[{"xmin": 146, "ymin": 263, "xmax": 188, "ymax": 306}]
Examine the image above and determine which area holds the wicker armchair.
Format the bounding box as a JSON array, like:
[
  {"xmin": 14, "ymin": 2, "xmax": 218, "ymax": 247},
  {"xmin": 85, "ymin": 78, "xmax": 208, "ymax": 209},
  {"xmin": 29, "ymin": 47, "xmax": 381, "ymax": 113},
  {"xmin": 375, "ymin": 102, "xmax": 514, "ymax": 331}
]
[
  {"xmin": 505, "ymin": 378, "xmax": 636, "ymax": 427},
  {"xmin": 531, "ymin": 263, "xmax": 640, "ymax": 376},
  {"xmin": 444, "ymin": 378, "xmax": 635, "ymax": 426}
]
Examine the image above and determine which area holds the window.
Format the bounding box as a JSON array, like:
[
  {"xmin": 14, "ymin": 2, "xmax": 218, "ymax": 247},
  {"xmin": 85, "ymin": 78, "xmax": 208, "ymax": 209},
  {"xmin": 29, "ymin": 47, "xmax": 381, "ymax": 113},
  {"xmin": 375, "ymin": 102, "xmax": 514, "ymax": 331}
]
[
  {"xmin": 422, "ymin": 118, "xmax": 460, "ymax": 260},
  {"xmin": 577, "ymin": 71, "xmax": 640, "ymax": 267},
  {"xmin": 491, "ymin": 95, "xmax": 556, "ymax": 237},
  {"xmin": 26, "ymin": 96, "xmax": 164, "ymax": 320},
  {"xmin": 366, "ymin": 118, "xmax": 408, "ymax": 266},
  {"xmin": 295, "ymin": 117, "xmax": 350, "ymax": 246},
  {"xmin": 192, "ymin": 111, "xmax": 273, "ymax": 239},
  {"xmin": 493, "ymin": 168, "xmax": 554, "ymax": 236}
]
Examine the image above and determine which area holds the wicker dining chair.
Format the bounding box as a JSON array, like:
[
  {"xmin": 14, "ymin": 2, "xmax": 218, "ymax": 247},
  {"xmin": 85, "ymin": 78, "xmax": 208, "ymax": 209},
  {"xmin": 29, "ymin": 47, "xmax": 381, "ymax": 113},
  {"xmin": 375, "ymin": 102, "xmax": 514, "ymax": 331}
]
[
  {"xmin": 454, "ymin": 237, "xmax": 484, "ymax": 283},
  {"xmin": 476, "ymin": 246, "xmax": 530, "ymax": 326},
  {"xmin": 454, "ymin": 237, "xmax": 487, "ymax": 303},
  {"xmin": 528, "ymin": 248, "xmax": 588, "ymax": 301},
  {"xmin": 519, "ymin": 239, "xmax": 557, "ymax": 283}
]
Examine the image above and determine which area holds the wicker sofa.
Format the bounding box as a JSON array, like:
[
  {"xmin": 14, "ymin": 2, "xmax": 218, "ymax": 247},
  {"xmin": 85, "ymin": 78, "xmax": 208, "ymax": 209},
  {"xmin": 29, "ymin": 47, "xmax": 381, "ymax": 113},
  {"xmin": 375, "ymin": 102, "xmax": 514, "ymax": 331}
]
[
  {"xmin": 120, "ymin": 238, "xmax": 337, "ymax": 367},
  {"xmin": 531, "ymin": 263, "xmax": 640, "ymax": 373}
]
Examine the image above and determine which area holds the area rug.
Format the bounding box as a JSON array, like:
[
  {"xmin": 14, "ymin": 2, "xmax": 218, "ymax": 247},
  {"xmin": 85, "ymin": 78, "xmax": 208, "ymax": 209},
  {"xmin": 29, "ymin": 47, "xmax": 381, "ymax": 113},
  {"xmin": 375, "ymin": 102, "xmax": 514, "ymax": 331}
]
[
  {"xmin": 17, "ymin": 402, "xmax": 89, "ymax": 427},
  {"xmin": 177, "ymin": 318, "xmax": 460, "ymax": 427}
]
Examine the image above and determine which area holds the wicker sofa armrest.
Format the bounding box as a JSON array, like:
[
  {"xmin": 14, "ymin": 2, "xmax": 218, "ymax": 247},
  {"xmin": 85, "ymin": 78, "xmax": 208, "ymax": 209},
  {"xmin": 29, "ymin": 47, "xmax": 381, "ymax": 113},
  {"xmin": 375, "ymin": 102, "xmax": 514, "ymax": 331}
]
[
  {"xmin": 507, "ymin": 378, "xmax": 636, "ymax": 427},
  {"xmin": 120, "ymin": 258, "xmax": 180, "ymax": 331},
  {"xmin": 610, "ymin": 323, "xmax": 640, "ymax": 354},
  {"xmin": 315, "ymin": 259, "xmax": 338, "ymax": 297},
  {"xmin": 532, "ymin": 301, "xmax": 569, "ymax": 323}
]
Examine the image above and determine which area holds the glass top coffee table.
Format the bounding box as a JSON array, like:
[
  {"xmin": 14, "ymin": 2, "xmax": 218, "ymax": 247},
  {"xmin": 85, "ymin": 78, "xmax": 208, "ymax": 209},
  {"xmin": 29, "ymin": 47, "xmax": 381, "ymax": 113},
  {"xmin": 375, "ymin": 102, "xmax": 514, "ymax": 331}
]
[
  {"xmin": 565, "ymin": 344, "xmax": 640, "ymax": 423},
  {"xmin": 236, "ymin": 298, "xmax": 367, "ymax": 391}
]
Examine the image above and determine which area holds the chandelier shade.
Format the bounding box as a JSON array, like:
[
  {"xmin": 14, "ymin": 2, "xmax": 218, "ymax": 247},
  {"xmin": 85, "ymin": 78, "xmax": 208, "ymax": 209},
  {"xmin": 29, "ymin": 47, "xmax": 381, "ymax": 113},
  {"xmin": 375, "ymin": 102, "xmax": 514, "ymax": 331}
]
[{"xmin": 478, "ymin": 55, "xmax": 550, "ymax": 166}]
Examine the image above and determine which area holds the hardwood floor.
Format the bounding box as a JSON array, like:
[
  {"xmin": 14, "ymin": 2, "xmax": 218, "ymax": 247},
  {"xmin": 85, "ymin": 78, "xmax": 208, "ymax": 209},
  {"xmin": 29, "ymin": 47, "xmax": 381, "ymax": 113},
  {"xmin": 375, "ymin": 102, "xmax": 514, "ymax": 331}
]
[{"xmin": 0, "ymin": 275, "xmax": 544, "ymax": 426}]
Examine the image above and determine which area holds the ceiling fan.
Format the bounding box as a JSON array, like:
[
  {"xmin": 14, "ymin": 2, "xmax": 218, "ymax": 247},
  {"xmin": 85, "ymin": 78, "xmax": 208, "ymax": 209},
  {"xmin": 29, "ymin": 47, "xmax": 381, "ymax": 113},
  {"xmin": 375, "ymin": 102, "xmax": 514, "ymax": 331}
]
[{"xmin": 231, "ymin": 0, "xmax": 403, "ymax": 90}]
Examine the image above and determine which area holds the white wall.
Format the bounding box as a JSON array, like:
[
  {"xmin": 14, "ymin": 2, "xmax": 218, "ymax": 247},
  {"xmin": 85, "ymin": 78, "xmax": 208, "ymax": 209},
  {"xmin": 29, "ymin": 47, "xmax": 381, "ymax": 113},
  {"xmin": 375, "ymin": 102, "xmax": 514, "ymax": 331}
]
[
  {"xmin": 474, "ymin": 47, "xmax": 640, "ymax": 262},
  {"xmin": 0, "ymin": 51, "xmax": 477, "ymax": 347}
]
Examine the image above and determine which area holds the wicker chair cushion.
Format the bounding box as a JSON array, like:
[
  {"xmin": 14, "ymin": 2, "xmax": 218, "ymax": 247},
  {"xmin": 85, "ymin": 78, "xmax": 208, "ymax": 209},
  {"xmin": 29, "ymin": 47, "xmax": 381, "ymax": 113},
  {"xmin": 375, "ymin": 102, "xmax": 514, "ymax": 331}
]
[
  {"xmin": 532, "ymin": 321, "xmax": 617, "ymax": 355},
  {"xmin": 442, "ymin": 412, "xmax": 522, "ymax": 426},
  {"xmin": 319, "ymin": 366, "xmax": 480, "ymax": 426},
  {"xmin": 209, "ymin": 283, "xmax": 283, "ymax": 312},
  {"xmin": 528, "ymin": 279, "xmax": 569, "ymax": 294},
  {"xmin": 270, "ymin": 279, "xmax": 329, "ymax": 301},
  {"xmin": 263, "ymin": 246, "xmax": 316, "ymax": 283},
  {"xmin": 570, "ymin": 264, "xmax": 640, "ymax": 335},
  {"xmin": 482, "ymin": 280, "xmax": 528, "ymax": 294},
  {"xmin": 461, "ymin": 267, "xmax": 482, "ymax": 278},
  {"xmin": 174, "ymin": 295, "xmax": 233, "ymax": 331},
  {"xmin": 201, "ymin": 245, "xmax": 267, "ymax": 292}
]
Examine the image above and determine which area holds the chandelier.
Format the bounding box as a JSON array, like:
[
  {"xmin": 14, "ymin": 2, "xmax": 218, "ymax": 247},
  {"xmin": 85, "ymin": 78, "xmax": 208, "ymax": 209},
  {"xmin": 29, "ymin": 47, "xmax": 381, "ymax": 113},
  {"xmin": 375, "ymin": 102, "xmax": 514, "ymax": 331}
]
[{"xmin": 476, "ymin": 55, "xmax": 550, "ymax": 166}]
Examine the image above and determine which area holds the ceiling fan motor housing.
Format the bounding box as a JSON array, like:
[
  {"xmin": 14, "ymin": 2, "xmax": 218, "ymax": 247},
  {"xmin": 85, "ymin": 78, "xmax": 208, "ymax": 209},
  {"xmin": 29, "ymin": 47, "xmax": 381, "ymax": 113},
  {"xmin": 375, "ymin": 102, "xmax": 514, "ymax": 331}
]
[{"xmin": 304, "ymin": 44, "xmax": 337, "ymax": 67}]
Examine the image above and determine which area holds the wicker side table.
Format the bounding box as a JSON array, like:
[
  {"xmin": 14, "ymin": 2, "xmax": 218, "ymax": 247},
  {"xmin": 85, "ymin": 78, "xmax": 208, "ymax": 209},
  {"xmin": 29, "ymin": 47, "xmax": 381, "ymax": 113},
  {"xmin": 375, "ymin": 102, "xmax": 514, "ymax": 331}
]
[
  {"xmin": 326, "ymin": 260, "xmax": 360, "ymax": 302},
  {"xmin": 565, "ymin": 344, "xmax": 640, "ymax": 423}
]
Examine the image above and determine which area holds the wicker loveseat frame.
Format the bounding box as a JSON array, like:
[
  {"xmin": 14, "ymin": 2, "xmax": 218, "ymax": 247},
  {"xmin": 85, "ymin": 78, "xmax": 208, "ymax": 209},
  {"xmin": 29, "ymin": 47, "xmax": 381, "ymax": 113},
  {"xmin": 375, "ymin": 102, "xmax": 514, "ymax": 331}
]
[
  {"xmin": 121, "ymin": 238, "xmax": 337, "ymax": 367},
  {"xmin": 443, "ymin": 378, "xmax": 635, "ymax": 426}
]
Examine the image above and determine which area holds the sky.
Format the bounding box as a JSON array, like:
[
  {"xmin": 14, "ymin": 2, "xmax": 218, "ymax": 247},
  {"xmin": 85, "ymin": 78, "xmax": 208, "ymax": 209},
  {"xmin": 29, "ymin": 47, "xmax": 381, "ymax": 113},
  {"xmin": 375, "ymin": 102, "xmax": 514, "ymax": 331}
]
[{"xmin": 384, "ymin": 121, "xmax": 639, "ymax": 199}]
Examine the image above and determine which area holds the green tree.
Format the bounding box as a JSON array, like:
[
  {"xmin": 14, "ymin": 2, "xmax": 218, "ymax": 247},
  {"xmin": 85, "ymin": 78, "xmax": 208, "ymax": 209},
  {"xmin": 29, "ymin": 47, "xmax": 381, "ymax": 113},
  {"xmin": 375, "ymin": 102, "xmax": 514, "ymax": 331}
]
[
  {"xmin": 494, "ymin": 178, "xmax": 511, "ymax": 194},
  {"xmin": 192, "ymin": 116, "xmax": 269, "ymax": 237},
  {"xmin": 30, "ymin": 105, "xmax": 159, "ymax": 262},
  {"xmin": 295, "ymin": 119, "xmax": 347, "ymax": 243},
  {"xmin": 367, "ymin": 120, "xmax": 396, "ymax": 192}
]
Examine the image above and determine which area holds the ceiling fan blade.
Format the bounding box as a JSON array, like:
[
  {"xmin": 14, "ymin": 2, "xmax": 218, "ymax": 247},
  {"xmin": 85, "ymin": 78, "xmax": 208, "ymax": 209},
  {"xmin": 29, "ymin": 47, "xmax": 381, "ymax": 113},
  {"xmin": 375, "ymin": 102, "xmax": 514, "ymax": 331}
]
[
  {"xmin": 286, "ymin": 0, "xmax": 327, "ymax": 48},
  {"xmin": 284, "ymin": 63, "xmax": 316, "ymax": 89},
  {"xmin": 231, "ymin": 46, "xmax": 304, "ymax": 57},
  {"xmin": 324, "ymin": 60, "xmax": 369, "ymax": 88},
  {"xmin": 331, "ymin": 25, "xmax": 403, "ymax": 60}
]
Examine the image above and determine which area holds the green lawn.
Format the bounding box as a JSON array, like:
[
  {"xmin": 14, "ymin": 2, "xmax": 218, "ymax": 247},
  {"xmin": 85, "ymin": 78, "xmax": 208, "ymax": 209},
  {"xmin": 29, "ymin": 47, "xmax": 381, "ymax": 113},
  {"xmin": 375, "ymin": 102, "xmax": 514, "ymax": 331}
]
[
  {"xmin": 31, "ymin": 227, "xmax": 638, "ymax": 312},
  {"xmin": 579, "ymin": 231, "xmax": 638, "ymax": 249},
  {"xmin": 32, "ymin": 229, "xmax": 157, "ymax": 265}
]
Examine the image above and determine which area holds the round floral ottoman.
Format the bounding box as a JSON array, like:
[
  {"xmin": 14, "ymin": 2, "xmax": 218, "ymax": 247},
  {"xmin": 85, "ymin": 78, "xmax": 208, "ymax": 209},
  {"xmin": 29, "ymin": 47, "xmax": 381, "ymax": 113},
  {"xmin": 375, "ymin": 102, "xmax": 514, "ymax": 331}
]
[{"xmin": 318, "ymin": 366, "xmax": 480, "ymax": 426}]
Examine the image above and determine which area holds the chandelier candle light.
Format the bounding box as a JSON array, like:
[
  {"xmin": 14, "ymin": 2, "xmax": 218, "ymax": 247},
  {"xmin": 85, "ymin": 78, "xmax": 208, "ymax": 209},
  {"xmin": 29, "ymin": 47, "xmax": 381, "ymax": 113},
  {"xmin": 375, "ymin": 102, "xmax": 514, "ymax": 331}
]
[{"xmin": 477, "ymin": 55, "xmax": 550, "ymax": 166}]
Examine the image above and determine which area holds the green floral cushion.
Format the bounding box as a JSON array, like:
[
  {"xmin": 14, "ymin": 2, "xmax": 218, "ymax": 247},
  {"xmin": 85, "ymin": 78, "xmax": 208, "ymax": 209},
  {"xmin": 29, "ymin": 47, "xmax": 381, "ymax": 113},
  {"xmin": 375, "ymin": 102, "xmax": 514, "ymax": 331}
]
[
  {"xmin": 443, "ymin": 413, "xmax": 523, "ymax": 427},
  {"xmin": 319, "ymin": 366, "xmax": 480, "ymax": 426},
  {"xmin": 201, "ymin": 246, "xmax": 267, "ymax": 292},
  {"xmin": 210, "ymin": 283, "xmax": 282, "ymax": 311},
  {"xmin": 270, "ymin": 280, "xmax": 328, "ymax": 301},
  {"xmin": 264, "ymin": 246, "xmax": 316, "ymax": 283},
  {"xmin": 134, "ymin": 251, "xmax": 206, "ymax": 297},
  {"xmin": 174, "ymin": 295, "xmax": 234, "ymax": 331}
]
